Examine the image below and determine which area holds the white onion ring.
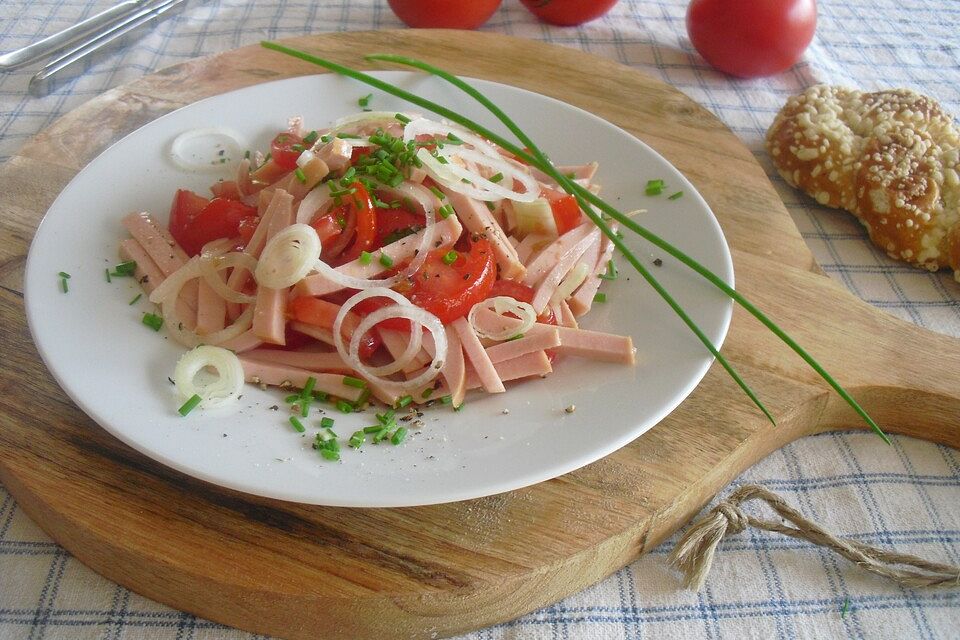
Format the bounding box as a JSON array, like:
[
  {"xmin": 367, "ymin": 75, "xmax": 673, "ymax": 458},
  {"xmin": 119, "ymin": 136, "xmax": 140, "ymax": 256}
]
[
  {"xmin": 169, "ymin": 127, "xmax": 243, "ymax": 172},
  {"xmin": 149, "ymin": 257, "xmax": 255, "ymax": 348},
  {"xmin": 311, "ymin": 181, "xmax": 439, "ymax": 290},
  {"xmin": 296, "ymin": 183, "xmax": 336, "ymax": 224},
  {"xmin": 402, "ymin": 118, "xmax": 502, "ymax": 157},
  {"xmin": 351, "ymin": 306, "xmax": 447, "ymax": 392},
  {"xmin": 469, "ymin": 295, "xmax": 537, "ymax": 341},
  {"xmin": 173, "ymin": 345, "xmax": 245, "ymax": 409},
  {"xmin": 255, "ymin": 224, "xmax": 322, "ymax": 289},
  {"xmin": 332, "ymin": 288, "xmax": 422, "ymax": 377},
  {"xmin": 199, "ymin": 252, "xmax": 257, "ymax": 304},
  {"xmin": 333, "ymin": 288, "xmax": 446, "ymax": 391},
  {"xmin": 416, "ymin": 148, "xmax": 538, "ymax": 203}
]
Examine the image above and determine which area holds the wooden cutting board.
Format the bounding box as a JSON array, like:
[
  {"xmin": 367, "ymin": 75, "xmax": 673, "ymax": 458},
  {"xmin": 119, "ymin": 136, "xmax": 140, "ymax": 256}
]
[{"xmin": 1, "ymin": 31, "xmax": 958, "ymax": 640}]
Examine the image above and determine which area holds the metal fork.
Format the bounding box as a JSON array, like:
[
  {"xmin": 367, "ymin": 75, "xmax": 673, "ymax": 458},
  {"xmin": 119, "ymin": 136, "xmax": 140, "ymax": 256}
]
[{"xmin": 0, "ymin": 1, "xmax": 153, "ymax": 71}]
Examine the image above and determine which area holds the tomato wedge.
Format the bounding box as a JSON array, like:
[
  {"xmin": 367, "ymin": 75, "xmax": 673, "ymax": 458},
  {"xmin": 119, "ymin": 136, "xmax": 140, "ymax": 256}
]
[
  {"xmin": 168, "ymin": 189, "xmax": 258, "ymax": 256},
  {"xmin": 398, "ymin": 237, "xmax": 497, "ymax": 324},
  {"xmin": 322, "ymin": 182, "xmax": 378, "ymax": 264},
  {"xmin": 547, "ymin": 194, "xmax": 582, "ymax": 235},
  {"xmin": 375, "ymin": 206, "xmax": 425, "ymax": 246},
  {"xmin": 270, "ymin": 132, "xmax": 304, "ymax": 170}
]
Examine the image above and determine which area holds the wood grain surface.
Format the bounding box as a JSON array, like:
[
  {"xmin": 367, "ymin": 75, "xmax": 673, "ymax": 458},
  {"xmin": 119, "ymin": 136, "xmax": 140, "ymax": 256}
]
[{"xmin": 1, "ymin": 31, "xmax": 958, "ymax": 640}]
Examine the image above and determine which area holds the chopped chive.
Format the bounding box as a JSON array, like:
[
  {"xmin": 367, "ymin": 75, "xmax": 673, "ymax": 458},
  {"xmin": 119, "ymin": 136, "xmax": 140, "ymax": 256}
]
[
  {"xmin": 105, "ymin": 268, "xmax": 111, "ymax": 283},
  {"xmin": 178, "ymin": 394, "xmax": 202, "ymax": 416},
  {"xmin": 349, "ymin": 431, "xmax": 365, "ymax": 448},
  {"xmin": 645, "ymin": 179, "xmax": 665, "ymax": 196},
  {"xmin": 438, "ymin": 203, "xmax": 454, "ymax": 219},
  {"xmin": 60, "ymin": 277, "xmax": 68, "ymax": 293},
  {"xmin": 320, "ymin": 134, "xmax": 332, "ymax": 143},
  {"xmin": 336, "ymin": 399, "xmax": 354, "ymax": 413},
  {"xmin": 840, "ymin": 598, "xmax": 850, "ymax": 618},
  {"xmin": 421, "ymin": 387, "xmax": 433, "ymax": 399},
  {"xmin": 358, "ymin": 93, "xmax": 373, "ymax": 107},
  {"xmin": 440, "ymin": 394, "xmax": 453, "ymax": 405},
  {"xmin": 390, "ymin": 427, "xmax": 408, "ymax": 445},
  {"xmin": 319, "ymin": 417, "xmax": 335, "ymax": 430},
  {"xmin": 485, "ymin": 201, "xmax": 496, "ymax": 212},
  {"xmin": 142, "ymin": 312, "xmax": 163, "ymax": 331},
  {"xmin": 396, "ymin": 395, "xmax": 413, "ymax": 408},
  {"xmin": 668, "ymin": 190, "xmax": 684, "ymax": 200},
  {"xmin": 379, "ymin": 253, "xmax": 394, "ymax": 267},
  {"xmin": 288, "ymin": 416, "xmax": 306, "ymax": 433},
  {"xmin": 291, "ymin": 144, "xmax": 304, "ymax": 153},
  {"xmin": 445, "ymin": 132, "xmax": 463, "ymax": 144},
  {"xmin": 300, "ymin": 399, "xmax": 310, "ymax": 418},
  {"xmin": 364, "ymin": 425, "xmax": 384, "ymax": 434},
  {"xmin": 377, "ymin": 409, "xmax": 396, "ymax": 426},
  {"xmin": 294, "ymin": 167, "xmax": 307, "ymax": 183},
  {"xmin": 303, "ymin": 130, "xmax": 319, "ymax": 144},
  {"xmin": 594, "ymin": 292, "xmax": 607, "ymax": 303},
  {"xmin": 429, "ymin": 185, "xmax": 445, "ymax": 200},
  {"xmin": 598, "ymin": 260, "xmax": 619, "ymax": 281},
  {"xmin": 359, "ymin": 250, "xmax": 373, "ymax": 265},
  {"xmin": 128, "ymin": 293, "xmax": 142, "ymax": 305},
  {"xmin": 442, "ymin": 250, "xmax": 458, "ymax": 265},
  {"xmin": 112, "ymin": 260, "xmax": 137, "ymax": 277},
  {"xmin": 343, "ymin": 375, "xmax": 367, "ymax": 389},
  {"xmin": 453, "ymin": 402, "xmax": 464, "ymax": 412},
  {"xmin": 58, "ymin": 271, "xmax": 71, "ymax": 279},
  {"xmin": 336, "ymin": 132, "xmax": 360, "ymax": 139},
  {"xmin": 488, "ymin": 172, "xmax": 504, "ymax": 183},
  {"xmin": 284, "ymin": 393, "xmax": 301, "ymax": 404},
  {"xmin": 320, "ymin": 448, "xmax": 340, "ymax": 461},
  {"xmin": 302, "ymin": 376, "xmax": 317, "ymax": 397},
  {"xmin": 372, "ymin": 427, "xmax": 390, "ymax": 443},
  {"xmin": 395, "ymin": 113, "xmax": 411, "ymax": 124},
  {"xmin": 506, "ymin": 333, "xmax": 524, "ymax": 341},
  {"xmin": 312, "ymin": 390, "xmax": 329, "ymax": 402}
]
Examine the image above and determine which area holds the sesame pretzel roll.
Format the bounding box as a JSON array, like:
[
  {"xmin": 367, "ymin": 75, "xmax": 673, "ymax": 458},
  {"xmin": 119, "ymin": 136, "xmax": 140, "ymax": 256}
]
[{"xmin": 766, "ymin": 85, "xmax": 960, "ymax": 279}]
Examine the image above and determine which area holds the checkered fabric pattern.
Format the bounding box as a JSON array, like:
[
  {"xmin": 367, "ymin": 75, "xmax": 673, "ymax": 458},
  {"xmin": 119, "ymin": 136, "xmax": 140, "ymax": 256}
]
[{"xmin": 1, "ymin": 1, "xmax": 958, "ymax": 638}]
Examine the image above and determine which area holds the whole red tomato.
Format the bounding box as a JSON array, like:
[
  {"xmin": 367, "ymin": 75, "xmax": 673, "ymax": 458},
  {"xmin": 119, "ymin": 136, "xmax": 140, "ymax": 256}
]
[
  {"xmin": 519, "ymin": 0, "xmax": 619, "ymax": 26},
  {"xmin": 686, "ymin": 0, "xmax": 817, "ymax": 78},
  {"xmin": 387, "ymin": 0, "xmax": 501, "ymax": 29}
]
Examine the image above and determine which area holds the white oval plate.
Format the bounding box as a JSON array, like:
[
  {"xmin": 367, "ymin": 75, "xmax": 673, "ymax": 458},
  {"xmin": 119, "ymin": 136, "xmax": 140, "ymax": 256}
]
[{"xmin": 24, "ymin": 72, "xmax": 733, "ymax": 507}]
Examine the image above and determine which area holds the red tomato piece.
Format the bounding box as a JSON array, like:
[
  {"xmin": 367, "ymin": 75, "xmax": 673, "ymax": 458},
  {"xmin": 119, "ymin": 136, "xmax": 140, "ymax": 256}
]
[
  {"xmin": 168, "ymin": 190, "xmax": 258, "ymax": 256},
  {"xmin": 287, "ymin": 296, "xmax": 381, "ymax": 360},
  {"xmin": 398, "ymin": 238, "xmax": 497, "ymax": 324},
  {"xmin": 169, "ymin": 189, "xmax": 209, "ymax": 245},
  {"xmin": 547, "ymin": 194, "xmax": 582, "ymax": 235},
  {"xmin": 519, "ymin": 0, "xmax": 618, "ymax": 26},
  {"xmin": 237, "ymin": 215, "xmax": 260, "ymax": 247},
  {"xmin": 270, "ymin": 132, "xmax": 305, "ymax": 170},
  {"xmin": 322, "ymin": 182, "xmax": 378, "ymax": 264},
  {"xmin": 489, "ymin": 279, "xmax": 557, "ymax": 326},
  {"xmin": 387, "ymin": 0, "xmax": 501, "ymax": 29},
  {"xmin": 686, "ymin": 0, "xmax": 817, "ymax": 78},
  {"xmin": 375, "ymin": 206, "xmax": 425, "ymax": 247}
]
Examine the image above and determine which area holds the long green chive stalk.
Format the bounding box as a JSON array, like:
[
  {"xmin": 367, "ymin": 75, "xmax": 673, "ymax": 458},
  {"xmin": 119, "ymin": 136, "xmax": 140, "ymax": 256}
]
[{"xmin": 260, "ymin": 42, "xmax": 888, "ymax": 442}]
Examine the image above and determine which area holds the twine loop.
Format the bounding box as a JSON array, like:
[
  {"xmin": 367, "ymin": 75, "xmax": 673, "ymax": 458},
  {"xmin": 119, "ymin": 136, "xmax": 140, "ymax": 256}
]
[{"xmin": 669, "ymin": 484, "xmax": 960, "ymax": 591}]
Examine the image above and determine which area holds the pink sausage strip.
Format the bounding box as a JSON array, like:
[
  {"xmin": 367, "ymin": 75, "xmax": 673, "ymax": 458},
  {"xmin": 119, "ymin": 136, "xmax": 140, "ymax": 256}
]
[
  {"xmin": 251, "ymin": 190, "xmax": 294, "ymax": 345},
  {"xmin": 452, "ymin": 317, "xmax": 504, "ymax": 394},
  {"xmin": 238, "ymin": 357, "xmax": 363, "ymax": 402}
]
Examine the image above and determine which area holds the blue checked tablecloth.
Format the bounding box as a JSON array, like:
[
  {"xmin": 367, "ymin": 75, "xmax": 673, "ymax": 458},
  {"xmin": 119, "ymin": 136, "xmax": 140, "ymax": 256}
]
[{"xmin": 1, "ymin": 1, "xmax": 958, "ymax": 638}]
